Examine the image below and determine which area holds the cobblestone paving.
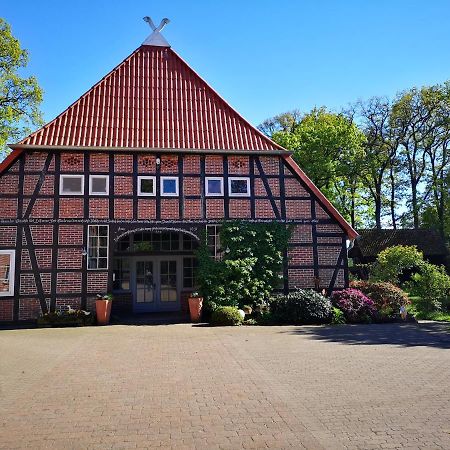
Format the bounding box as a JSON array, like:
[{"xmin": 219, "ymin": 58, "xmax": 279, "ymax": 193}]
[{"xmin": 1, "ymin": 322, "xmax": 450, "ymax": 449}]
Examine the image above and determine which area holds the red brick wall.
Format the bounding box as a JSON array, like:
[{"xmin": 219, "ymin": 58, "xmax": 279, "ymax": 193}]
[
  {"xmin": 0, "ymin": 299, "xmax": 14, "ymax": 321},
  {"xmin": 89, "ymin": 198, "xmax": 109, "ymax": 218},
  {"xmin": 87, "ymin": 272, "xmax": 108, "ymax": 294},
  {"xmin": 0, "ymin": 227, "xmax": 16, "ymax": 246},
  {"xmin": 57, "ymin": 272, "xmax": 82, "ymax": 294},
  {"xmin": 58, "ymin": 225, "xmax": 83, "ymax": 245}
]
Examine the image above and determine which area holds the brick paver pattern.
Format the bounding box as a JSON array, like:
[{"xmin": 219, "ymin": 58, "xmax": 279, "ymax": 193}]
[{"xmin": 1, "ymin": 323, "xmax": 450, "ymax": 449}]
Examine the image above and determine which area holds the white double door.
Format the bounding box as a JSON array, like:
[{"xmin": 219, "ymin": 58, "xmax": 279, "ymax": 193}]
[{"xmin": 133, "ymin": 256, "xmax": 181, "ymax": 312}]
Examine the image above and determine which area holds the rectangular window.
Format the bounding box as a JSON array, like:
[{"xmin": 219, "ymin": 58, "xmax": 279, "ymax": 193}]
[
  {"xmin": 183, "ymin": 257, "xmax": 198, "ymax": 288},
  {"xmin": 0, "ymin": 250, "xmax": 15, "ymax": 297},
  {"xmin": 60, "ymin": 175, "xmax": 84, "ymax": 195},
  {"xmin": 205, "ymin": 177, "xmax": 224, "ymax": 196},
  {"xmin": 138, "ymin": 176, "xmax": 156, "ymax": 196},
  {"xmin": 228, "ymin": 177, "xmax": 250, "ymax": 197},
  {"xmin": 206, "ymin": 225, "xmax": 222, "ymax": 260},
  {"xmin": 87, "ymin": 225, "xmax": 109, "ymax": 270},
  {"xmin": 89, "ymin": 175, "xmax": 109, "ymax": 195},
  {"xmin": 161, "ymin": 176, "xmax": 179, "ymax": 196}
]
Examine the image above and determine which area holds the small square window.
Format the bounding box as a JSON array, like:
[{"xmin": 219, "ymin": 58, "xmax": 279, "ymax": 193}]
[
  {"xmin": 138, "ymin": 176, "xmax": 156, "ymax": 196},
  {"xmin": 228, "ymin": 177, "xmax": 250, "ymax": 197},
  {"xmin": 161, "ymin": 177, "xmax": 179, "ymax": 196},
  {"xmin": 89, "ymin": 175, "xmax": 109, "ymax": 195},
  {"xmin": 205, "ymin": 177, "xmax": 223, "ymax": 196},
  {"xmin": 60, "ymin": 175, "xmax": 84, "ymax": 195}
]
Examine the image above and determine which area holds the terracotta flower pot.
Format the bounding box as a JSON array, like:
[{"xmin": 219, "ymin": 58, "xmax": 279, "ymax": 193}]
[
  {"xmin": 188, "ymin": 297, "xmax": 203, "ymax": 323},
  {"xmin": 96, "ymin": 299, "xmax": 112, "ymax": 325}
]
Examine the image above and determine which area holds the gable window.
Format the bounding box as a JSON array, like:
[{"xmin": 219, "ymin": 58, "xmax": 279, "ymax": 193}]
[
  {"xmin": 228, "ymin": 177, "xmax": 250, "ymax": 197},
  {"xmin": 89, "ymin": 175, "xmax": 109, "ymax": 195},
  {"xmin": 161, "ymin": 176, "xmax": 179, "ymax": 196},
  {"xmin": 138, "ymin": 176, "xmax": 156, "ymax": 196},
  {"xmin": 60, "ymin": 175, "xmax": 84, "ymax": 195},
  {"xmin": 0, "ymin": 250, "xmax": 15, "ymax": 297},
  {"xmin": 206, "ymin": 225, "xmax": 222, "ymax": 260},
  {"xmin": 205, "ymin": 177, "xmax": 223, "ymax": 196},
  {"xmin": 87, "ymin": 225, "xmax": 109, "ymax": 269}
]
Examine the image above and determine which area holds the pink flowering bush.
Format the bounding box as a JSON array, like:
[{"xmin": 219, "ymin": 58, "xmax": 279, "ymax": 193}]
[{"xmin": 331, "ymin": 288, "xmax": 377, "ymax": 323}]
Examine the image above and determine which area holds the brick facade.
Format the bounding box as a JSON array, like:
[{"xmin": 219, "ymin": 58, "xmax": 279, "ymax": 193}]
[{"xmin": 0, "ymin": 150, "xmax": 349, "ymax": 321}]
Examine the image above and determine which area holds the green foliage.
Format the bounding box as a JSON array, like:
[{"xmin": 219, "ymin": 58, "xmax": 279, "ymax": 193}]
[
  {"xmin": 269, "ymin": 289, "xmax": 332, "ymax": 325},
  {"xmin": 210, "ymin": 306, "xmax": 243, "ymax": 326},
  {"xmin": 0, "ymin": 18, "xmax": 43, "ymax": 156},
  {"xmin": 196, "ymin": 221, "xmax": 291, "ymax": 309},
  {"xmin": 370, "ymin": 245, "xmax": 424, "ymax": 284},
  {"xmin": 407, "ymin": 263, "xmax": 450, "ymax": 312},
  {"xmin": 331, "ymin": 307, "xmax": 346, "ymax": 324},
  {"xmin": 351, "ymin": 280, "xmax": 410, "ymax": 318}
]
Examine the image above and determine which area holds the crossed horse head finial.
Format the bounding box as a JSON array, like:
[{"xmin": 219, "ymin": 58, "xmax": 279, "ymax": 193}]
[{"xmin": 143, "ymin": 16, "xmax": 170, "ymax": 33}]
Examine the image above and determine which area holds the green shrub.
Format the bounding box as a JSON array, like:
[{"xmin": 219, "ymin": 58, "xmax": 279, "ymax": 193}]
[
  {"xmin": 331, "ymin": 307, "xmax": 346, "ymax": 324},
  {"xmin": 269, "ymin": 289, "xmax": 332, "ymax": 325},
  {"xmin": 407, "ymin": 262, "xmax": 450, "ymax": 312},
  {"xmin": 351, "ymin": 280, "xmax": 409, "ymax": 318},
  {"xmin": 210, "ymin": 306, "xmax": 244, "ymax": 326},
  {"xmin": 370, "ymin": 245, "xmax": 424, "ymax": 284}
]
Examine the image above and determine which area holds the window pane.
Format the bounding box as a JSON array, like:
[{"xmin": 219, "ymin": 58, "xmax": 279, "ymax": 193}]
[
  {"xmin": 207, "ymin": 179, "xmax": 222, "ymax": 194},
  {"xmin": 91, "ymin": 176, "xmax": 107, "ymax": 193},
  {"xmin": 99, "ymin": 226, "xmax": 108, "ymax": 237},
  {"xmin": 62, "ymin": 176, "xmax": 82, "ymax": 193},
  {"xmin": 230, "ymin": 179, "xmax": 248, "ymax": 194},
  {"xmin": 140, "ymin": 178, "xmax": 154, "ymax": 193},
  {"xmin": 162, "ymin": 178, "xmax": 177, "ymax": 194},
  {"xmin": 0, "ymin": 253, "xmax": 11, "ymax": 293}
]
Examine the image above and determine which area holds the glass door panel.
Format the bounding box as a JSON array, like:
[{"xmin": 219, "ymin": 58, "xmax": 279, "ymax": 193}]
[
  {"xmin": 160, "ymin": 260, "xmax": 177, "ymax": 302},
  {"xmin": 136, "ymin": 261, "xmax": 154, "ymax": 303}
]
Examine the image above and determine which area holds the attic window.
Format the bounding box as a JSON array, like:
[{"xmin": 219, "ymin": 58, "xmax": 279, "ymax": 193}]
[
  {"xmin": 228, "ymin": 177, "xmax": 250, "ymax": 197},
  {"xmin": 60, "ymin": 175, "xmax": 84, "ymax": 195}
]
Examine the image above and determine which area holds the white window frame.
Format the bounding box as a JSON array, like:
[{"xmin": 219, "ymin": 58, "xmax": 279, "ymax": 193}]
[
  {"xmin": 228, "ymin": 177, "xmax": 250, "ymax": 197},
  {"xmin": 60, "ymin": 174, "xmax": 84, "ymax": 195},
  {"xmin": 161, "ymin": 176, "xmax": 179, "ymax": 197},
  {"xmin": 87, "ymin": 225, "xmax": 109, "ymax": 270},
  {"xmin": 137, "ymin": 176, "xmax": 156, "ymax": 196},
  {"xmin": 89, "ymin": 175, "xmax": 109, "ymax": 195},
  {"xmin": 206, "ymin": 225, "xmax": 222, "ymax": 260},
  {"xmin": 0, "ymin": 250, "xmax": 15, "ymax": 297},
  {"xmin": 205, "ymin": 177, "xmax": 224, "ymax": 196}
]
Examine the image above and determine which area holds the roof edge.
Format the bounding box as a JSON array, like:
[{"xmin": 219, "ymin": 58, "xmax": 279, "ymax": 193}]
[
  {"xmin": 0, "ymin": 149, "xmax": 23, "ymax": 175},
  {"xmin": 282, "ymin": 155, "xmax": 358, "ymax": 240}
]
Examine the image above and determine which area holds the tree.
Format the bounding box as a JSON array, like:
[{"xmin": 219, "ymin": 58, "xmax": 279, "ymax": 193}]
[{"xmin": 0, "ymin": 18, "xmax": 43, "ymax": 158}]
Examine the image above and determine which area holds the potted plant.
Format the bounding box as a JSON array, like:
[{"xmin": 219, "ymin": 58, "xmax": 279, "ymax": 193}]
[
  {"xmin": 95, "ymin": 293, "xmax": 113, "ymax": 325},
  {"xmin": 188, "ymin": 291, "xmax": 203, "ymax": 323}
]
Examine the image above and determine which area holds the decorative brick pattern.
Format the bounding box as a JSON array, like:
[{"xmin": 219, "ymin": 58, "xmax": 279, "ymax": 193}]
[
  {"xmin": 205, "ymin": 155, "xmax": 222, "ymax": 174},
  {"xmin": 288, "ymin": 247, "xmax": 314, "ymax": 265},
  {"xmin": 57, "ymin": 248, "xmax": 83, "ymax": 269},
  {"xmin": 184, "ymin": 199, "xmax": 202, "ymax": 219},
  {"xmin": 30, "ymin": 198, "xmax": 54, "ymax": 218},
  {"xmin": 228, "ymin": 156, "xmax": 249, "ymax": 174},
  {"xmin": 114, "ymin": 176, "xmax": 133, "ymax": 195},
  {"xmin": 160, "ymin": 199, "xmax": 179, "ymax": 220},
  {"xmin": 59, "ymin": 198, "xmax": 83, "ymax": 218},
  {"xmin": 60, "ymin": 153, "xmax": 84, "ymax": 172},
  {"xmin": 0, "ymin": 226, "xmax": 16, "ymax": 246},
  {"xmin": 183, "ymin": 155, "xmax": 200, "ymax": 173},
  {"xmin": 114, "ymin": 154, "xmax": 133, "ymax": 173},
  {"xmin": 183, "ymin": 177, "xmax": 201, "ymax": 195},
  {"xmin": 206, "ymin": 199, "xmax": 224, "ymax": 219},
  {"xmin": 87, "ymin": 272, "xmax": 108, "ymax": 293},
  {"xmin": 89, "ymin": 198, "xmax": 109, "ymax": 218},
  {"xmin": 284, "ymin": 178, "xmax": 309, "ymax": 197},
  {"xmin": 58, "ymin": 225, "xmax": 83, "ymax": 245},
  {"xmin": 0, "ymin": 199, "xmax": 18, "ymax": 218},
  {"xmin": 137, "ymin": 199, "xmax": 156, "ymax": 219},
  {"xmin": 0, "ymin": 299, "xmax": 13, "ymax": 321},
  {"xmin": 288, "ymin": 268, "xmax": 315, "ymax": 289},
  {"xmin": 286, "ymin": 200, "xmax": 311, "ymax": 219},
  {"xmin": 114, "ymin": 199, "xmax": 133, "ymax": 219},
  {"xmin": 290, "ymin": 225, "xmax": 313, "ymax": 244},
  {"xmin": 229, "ymin": 199, "xmax": 251, "ymax": 218},
  {"xmin": 57, "ymin": 272, "xmax": 82, "ymax": 294},
  {"xmin": 160, "ymin": 155, "xmax": 178, "ymax": 174},
  {"xmin": 89, "ymin": 153, "xmax": 109, "ymax": 172},
  {"xmin": 0, "ymin": 175, "xmax": 19, "ymax": 194},
  {"xmin": 138, "ymin": 155, "xmax": 156, "ymax": 173}
]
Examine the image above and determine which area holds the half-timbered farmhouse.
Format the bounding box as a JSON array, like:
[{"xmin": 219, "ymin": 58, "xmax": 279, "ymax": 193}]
[{"xmin": 0, "ymin": 21, "xmax": 357, "ymax": 322}]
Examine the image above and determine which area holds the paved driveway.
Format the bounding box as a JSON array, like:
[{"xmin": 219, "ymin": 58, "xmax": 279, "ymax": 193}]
[{"xmin": 1, "ymin": 322, "xmax": 450, "ymax": 449}]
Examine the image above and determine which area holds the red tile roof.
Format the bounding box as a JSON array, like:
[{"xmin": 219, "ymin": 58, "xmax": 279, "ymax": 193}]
[{"xmin": 15, "ymin": 46, "xmax": 283, "ymax": 151}]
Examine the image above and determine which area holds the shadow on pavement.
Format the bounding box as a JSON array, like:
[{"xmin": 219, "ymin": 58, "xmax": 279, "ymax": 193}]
[{"xmin": 285, "ymin": 322, "xmax": 450, "ymax": 349}]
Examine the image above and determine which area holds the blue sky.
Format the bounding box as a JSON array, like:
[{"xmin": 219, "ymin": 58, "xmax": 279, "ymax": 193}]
[{"xmin": 4, "ymin": 0, "xmax": 450, "ymax": 129}]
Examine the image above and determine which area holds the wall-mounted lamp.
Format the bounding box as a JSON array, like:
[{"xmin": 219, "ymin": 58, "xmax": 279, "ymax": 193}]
[
  {"xmin": 82, "ymin": 248, "xmax": 88, "ymax": 257},
  {"xmin": 156, "ymin": 157, "xmax": 161, "ymax": 165}
]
